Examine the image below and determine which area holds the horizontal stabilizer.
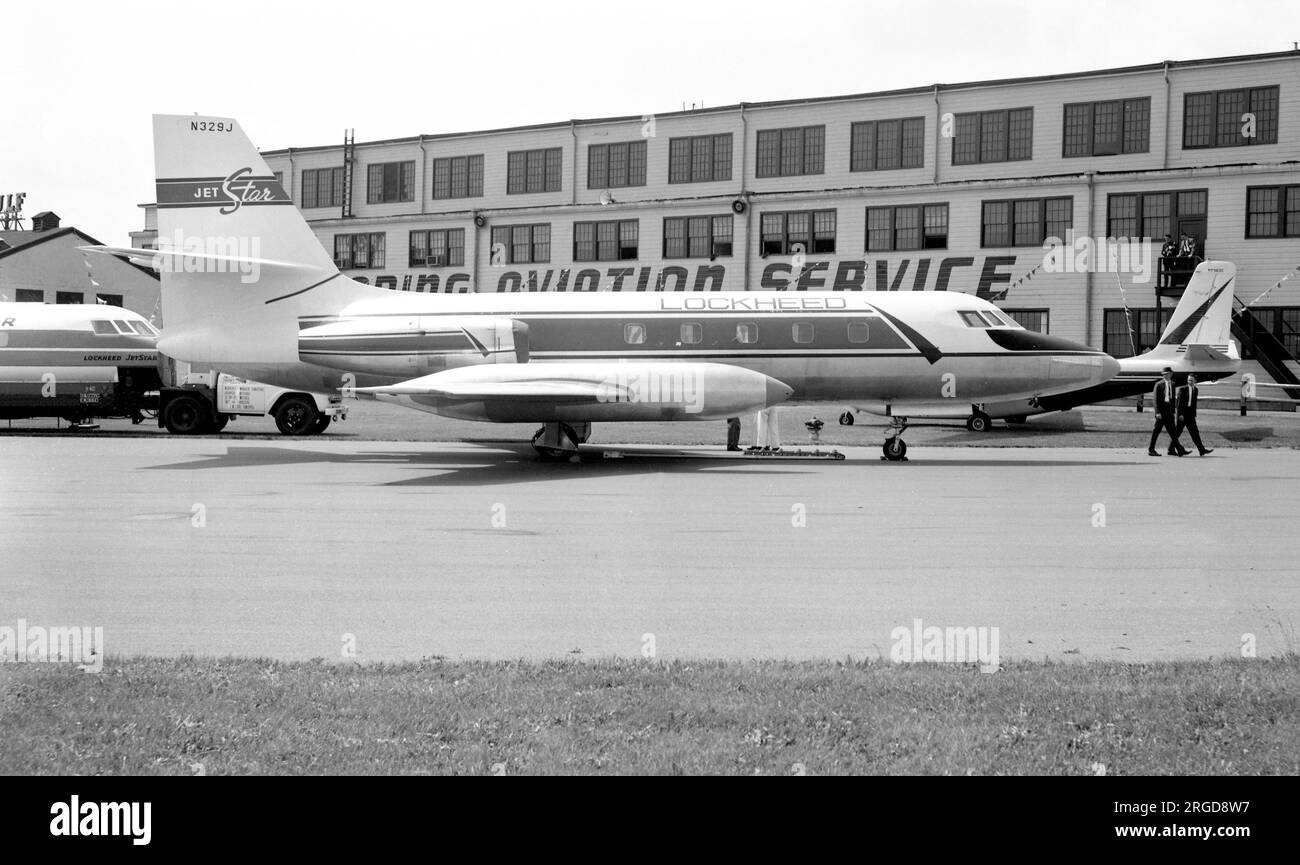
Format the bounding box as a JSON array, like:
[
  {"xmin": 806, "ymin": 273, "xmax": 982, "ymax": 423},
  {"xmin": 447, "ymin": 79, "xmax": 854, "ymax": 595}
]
[{"xmin": 80, "ymin": 245, "xmax": 323, "ymax": 274}]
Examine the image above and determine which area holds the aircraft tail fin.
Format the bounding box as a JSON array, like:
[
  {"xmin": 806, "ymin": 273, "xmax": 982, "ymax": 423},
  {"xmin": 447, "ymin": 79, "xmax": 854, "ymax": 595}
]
[
  {"xmin": 140, "ymin": 115, "xmax": 388, "ymax": 368},
  {"xmin": 1146, "ymin": 261, "xmax": 1236, "ymax": 359}
]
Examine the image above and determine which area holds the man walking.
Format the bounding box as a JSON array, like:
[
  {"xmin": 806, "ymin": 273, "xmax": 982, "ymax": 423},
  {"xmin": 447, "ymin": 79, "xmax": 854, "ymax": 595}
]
[
  {"xmin": 1174, "ymin": 373, "xmax": 1214, "ymax": 456},
  {"xmin": 1148, "ymin": 367, "xmax": 1188, "ymax": 456}
]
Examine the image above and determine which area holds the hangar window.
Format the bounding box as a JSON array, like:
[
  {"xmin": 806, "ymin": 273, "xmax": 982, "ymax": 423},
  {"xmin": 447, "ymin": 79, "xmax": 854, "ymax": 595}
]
[
  {"xmin": 1103, "ymin": 307, "xmax": 1171, "ymax": 358},
  {"xmin": 366, "ymin": 161, "xmax": 415, "ymax": 204},
  {"xmin": 792, "ymin": 322, "xmax": 815, "ymax": 344},
  {"xmin": 302, "ymin": 167, "xmax": 345, "ymax": 209},
  {"xmin": 952, "ymin": 108, "xmax": 1033, "ymax": 165},
  {"xmin": 847, "ymin": 321, "xmax": 870, "ymax": 344},
  {"xmin": 1237, "ymin": 307, "xmax": 1300, "ymax": 359},
  {"xmin": 588, "ymin": 141, "xmax": 647, "ymax": 189},
  {"xmin": 56, "ymin": 292, "xmax": 84, "ymax": 305},
  {"xmin": 507, "ymin": 148, "xmax": 563, "ymax": 195},
  {"xmin": 1245, "ymin": 185, "xmax": 1300, "ymax": 238},
  {"xmin": 15, "ymin": 290, "xmax": 43, "ymax": 302},
  {"xmin": 574, "ymin": 220, "xmax": 638, "ymax": 262},
  {"xmin": 680, "ymin": 323, "xmax": 703, "ymax": 345},
  {"xmin": 663, "ymin": 216, "xmax": 733, "ymax": 259},
  {"xmin": 334, "ymin": 233, "xmax": 386, "ymax": 269},
  {"xmin": 850, "ymin": 117, "xmax": 925, "ymax": 171},
  {"xmin": 668, "ymin": 134, "xmax": 732, "ymax": 184},
  {"xmin": 981, "ymin": 197, "xmax": 1071, "ymax": 247},
  {"xmin": 1105, "ymin": 189, "xmax": 1206, "ymax": 242},
  {"xmin": 1063, "ymin": 98, "xmax": 1150, "ymax": 157},
  {"xmin": 96, "ymin": 294, "xmax": 124, "ymax": 308},
  {"xmin": 409, "ymin": 229, "xmax": 466, "ymax": 267},
  {"xmin": 866, "ymin": 204, "xmax": 948, "ymax": 252},
  {"xmin": 734, "ymin": 322, "xmax": 758, "ymax": 344},
  {"xmin": 1183, "ymin": 86, "xmax": 1278, "ymax": 149},
  {"xmin": 431, "ymin": 155, "xmax": 484, "ymax": 200},
  {"xmin": 490, "ymin": 224, "xmax": 550, "ymax": 264},
  {"xmin": 1002, "ymin": 309, "xmax": 1047, "ymax": 332},
  {"xmin": 91, "ymin": 320, "xmax": 117, "ymax": 335},
  {"xmin": 756, "ymin": 126, "xmax": 825, "ymax": 178},
  {"xmin": 624, "ymin": 323, "xmax": 646, "ymax": 345},
  {"xmin": 760, "ymin": 210, "xmax": 835, "ymax": 256}
]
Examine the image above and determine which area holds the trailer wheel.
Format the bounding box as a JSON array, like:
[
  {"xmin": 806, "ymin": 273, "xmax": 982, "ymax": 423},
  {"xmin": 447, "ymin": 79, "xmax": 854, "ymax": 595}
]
[
  {"xmin": 274, "ymin": 395, "xmax": 319, "ymax": 436},
  {"xmin": 163, "ymin": 394, "xmax": 211, "ymax": 435}
]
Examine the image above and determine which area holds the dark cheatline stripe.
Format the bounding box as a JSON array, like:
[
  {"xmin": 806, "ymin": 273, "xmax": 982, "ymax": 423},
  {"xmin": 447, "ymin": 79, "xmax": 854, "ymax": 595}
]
[
  {"xmin": 868, "ymin": 307, "xmax": 943, "ymax": 364},
  {"xmin": 266, "ymin": 273, "xmax": 345, "ymax": 305},
  {"xmin": 1160, "ymin": 280, "xmax": 1231, "ymax": 345}
]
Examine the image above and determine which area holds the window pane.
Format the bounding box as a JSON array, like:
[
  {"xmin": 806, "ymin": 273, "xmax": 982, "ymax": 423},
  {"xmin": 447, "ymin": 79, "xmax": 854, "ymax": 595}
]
[
  {"xmin": 982, "ymin": 201, "xmax": 1010, "ymax": 246},
  {"xmin": 894, "ymin": 206, "xmax": 920, "ymax": 250},
  {"xmin": 1141, "ymin": 193, "xmax": 1170, "ymax": 240}
]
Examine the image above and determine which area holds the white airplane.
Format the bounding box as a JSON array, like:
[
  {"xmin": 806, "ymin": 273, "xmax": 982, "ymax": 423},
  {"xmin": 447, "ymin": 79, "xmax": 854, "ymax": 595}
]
[
  {"xmin": 841, "ymin": 260, "xmax": 1242, "ymax": 431},
  {"xmin": 0, "ymin": 301, "xmax": 160, "ymax": 423},
  {"xmin": 86, "ymin": 114, "xmax": 1119, "ymax": 460}
]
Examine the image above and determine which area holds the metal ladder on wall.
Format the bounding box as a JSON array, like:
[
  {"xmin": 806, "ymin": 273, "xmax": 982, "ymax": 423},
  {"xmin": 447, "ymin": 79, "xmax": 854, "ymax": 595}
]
[
  {"xmin": 341, "ymin": 129, "xmax": 355, "ymax": 219},
  {"xmin": 1231, "ymin": 300, "xmax": 1300, "ymax": 400}
]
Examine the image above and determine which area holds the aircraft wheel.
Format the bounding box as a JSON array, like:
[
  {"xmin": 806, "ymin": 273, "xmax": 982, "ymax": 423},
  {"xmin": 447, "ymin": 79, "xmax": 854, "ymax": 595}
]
[
  {"xmin": 966, "ymin": 411, "xmax": 992, "ymax": 433},
  {"xmin": 838, "ymin": 411, "xmax": 855, "ymax": 426},
  {"xmin": 163, "ymin": 394, "xmax": 211, "ymax": 435},
  {"xmin": 274, "ymin": 395, "xmax": 319, "ymax": 436},
  {"xmin": 881, "ymin": 437, "xmax": 907, "ymax": 462}
]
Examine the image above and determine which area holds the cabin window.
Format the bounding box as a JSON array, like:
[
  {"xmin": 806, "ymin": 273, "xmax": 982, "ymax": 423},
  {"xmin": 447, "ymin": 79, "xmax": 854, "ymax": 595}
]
[
  {"xmin": 959, "ymin": 311, "xmax": 987, "ymax": 327},
  {"xmin": 734, "ymin": 322, "xmax": 758, "ymax": 344},
  {"xmin": 680, "ymin": 323, "xmax": 703, "ymax": 345},
  {"xmin": 624, "ymin": 323, "xmax": 646, "ymax": 345},
  {"xmin": 792, "ymin": 322, "xmax": 814, "ymax": 344},
  {"xmin": 847, "ymin": 321, "xmax": 871, "ymax": 343},
  {"xmin": 91, "ymin": 320, "xmax": 117, "ymax": 335}
]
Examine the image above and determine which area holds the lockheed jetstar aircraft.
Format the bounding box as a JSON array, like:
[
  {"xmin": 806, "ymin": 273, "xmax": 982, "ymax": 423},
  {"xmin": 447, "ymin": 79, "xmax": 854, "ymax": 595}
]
[
  {"xmin": 87, "ymin": 115, "xmax": 1119, "ymax": 460},
  {"xmin": 0, "ymin": 302, "xmax": 161, "ymax": 424},
  {"xmin": 840, "ymin": 260, "xmax": 1242, "ymax": 431}
]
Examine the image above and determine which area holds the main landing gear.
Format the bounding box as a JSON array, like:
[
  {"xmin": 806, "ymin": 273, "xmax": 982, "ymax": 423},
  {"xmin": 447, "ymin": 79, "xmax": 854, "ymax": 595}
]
[
  {"xmin": 965, "ymin": 409, "xmax": 992, "ymax": 432},
  {"xmin": 531, "ymin": 422, "xmax": 591, "ymax": 461},
  {"xmin": 881, "ymin": 417, "xmax": 909, "ymax": 462}
]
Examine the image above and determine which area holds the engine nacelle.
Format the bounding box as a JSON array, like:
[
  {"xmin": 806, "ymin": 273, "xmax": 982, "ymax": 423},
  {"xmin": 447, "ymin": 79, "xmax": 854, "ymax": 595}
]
[{"xmin": 298, "ymin": 316, "xmax": 527, "ymax": 377}]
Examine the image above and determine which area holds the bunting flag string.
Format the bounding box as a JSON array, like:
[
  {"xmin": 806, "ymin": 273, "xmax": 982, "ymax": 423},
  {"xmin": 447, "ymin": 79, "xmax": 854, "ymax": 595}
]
[
  {"xmin": 80, "ymin": 250, "xmax": 101, "ymax": 299},
  {"xmin": 1114, "ymin": 270, "xmax": 1138, "ymax": 358},
  {"xmin": 989, "ymin": 253, "xmax": 1053, "ymax": 301},
  {"xmin": 1242, "ymin": 263, "xmax": 1300, "ymax": 310}
]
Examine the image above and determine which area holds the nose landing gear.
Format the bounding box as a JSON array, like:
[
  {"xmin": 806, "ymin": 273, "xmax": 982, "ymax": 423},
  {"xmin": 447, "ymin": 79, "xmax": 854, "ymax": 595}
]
[
  {"xmin": 531, "ymin": 422, "xmax": 591, "ymax": 461},
  {"xmin": 881, "ymin": 417, "xmax": 909, "ymax": 462}
]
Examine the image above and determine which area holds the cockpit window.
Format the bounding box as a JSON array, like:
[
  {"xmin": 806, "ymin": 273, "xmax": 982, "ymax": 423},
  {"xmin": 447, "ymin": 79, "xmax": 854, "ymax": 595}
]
[
  {"xmin": 980, "ymin": 311, "xmax": 1007, "ymax": 327},
  {"xmin": 112, "ymin": 320, "xmax": 134, "ymax": 334},
  {"xmin": 91, "ymin": 320, "xmax": 117, "ymax": 335},
  {"xmin": 959, "ymin": 311, "xmax": 987, "ymax": 327},
  {"xmin": 129, "ymin": 321, "xmax": 156, "ymax": 335}
]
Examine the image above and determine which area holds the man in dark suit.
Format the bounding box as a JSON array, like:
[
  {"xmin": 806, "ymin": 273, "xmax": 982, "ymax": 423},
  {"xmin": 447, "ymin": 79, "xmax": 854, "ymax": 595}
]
[
  {"xmin": 1174, "ymin": 373, "xmax": 1215, "ymax": 456},
  {"xmin": 1148, "ymin": 367, "xmax": 1188, "ymax": 456}
]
